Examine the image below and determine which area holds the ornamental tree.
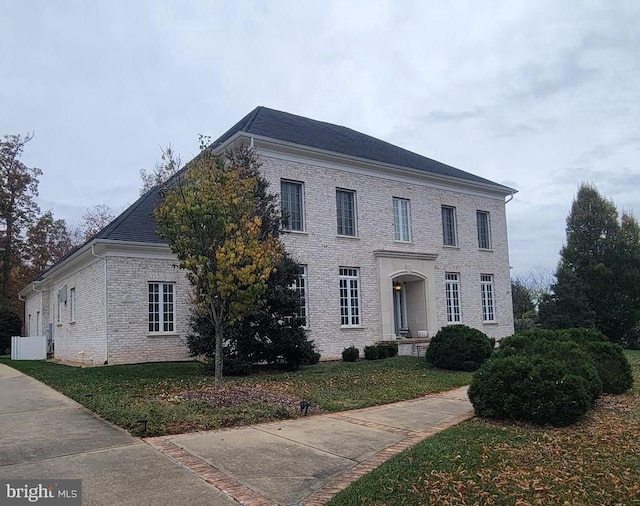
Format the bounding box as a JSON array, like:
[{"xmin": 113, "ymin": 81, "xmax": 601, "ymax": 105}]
[{"xmin": 154, "ymin": 144, "xmax": 284, "ymax": 386}]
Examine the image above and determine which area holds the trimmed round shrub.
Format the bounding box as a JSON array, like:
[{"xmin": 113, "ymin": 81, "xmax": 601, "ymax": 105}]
[
  {"xmin": 583, "ymin": 341, "xmax": 633, "ymax": 394},
  {"xmin": 364, "ymin": 345, "xmax": 379, "ymax": 361},
  {"xmin": 425, "ymin": 325, "xmax": 493, "ymax": 371},
  {"xmin": 342, "ymin": 346, "xmax": 359, "ymax": 362},
  {"xmin": 494, "ymin": 337, "xmax": 602, "ymax": 403},
  {"xmin": 469, "ymin": 354, "xmax": 596, "ymax": 426},
  {"xmin": 504, "ymin": 328, "xmax": 632, "ymax": 394},
  {"xmin": 377, "ymin": 345, "xmax": 390, "ymax": 359},
  {"xmin": 384, "ymin": 342, "xmax": 399, "ymax": 357}
]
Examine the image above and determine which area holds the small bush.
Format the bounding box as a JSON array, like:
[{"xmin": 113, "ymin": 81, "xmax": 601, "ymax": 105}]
[
  {"xmin": 342, "ymin": 346, "xmax": 359, "ymax": 362},
  {"xmin": 377, "ymin": 345, "xmax": 390, "ymax": 359},
  {"xmin": 425, "ymin": 325, "xmax": 493, "ymax": 371},
  {"xmin": 469, "ymin": 354, "xmax": 596, "ymax": 426},
  {"xmin": 380, "ymin": 342, "xmax": 399, "ymax": 357},
  {"xmin": 364, "ymin": 345, "xmax": 379, "ymax": 361}
]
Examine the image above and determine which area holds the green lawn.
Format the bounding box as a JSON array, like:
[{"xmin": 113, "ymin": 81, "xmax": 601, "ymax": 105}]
[
  {"xmin": 329, "ymin": 350, "xmax": 640, "ymax": 505},
  {"xmin": 0, "ymin": 356, "xmax": 472, "ymax": 436}
]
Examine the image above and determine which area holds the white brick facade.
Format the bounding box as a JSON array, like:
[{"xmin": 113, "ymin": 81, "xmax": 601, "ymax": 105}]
[
  {"xmin": 105, "ymin": 256, "xmax": 192, "ymax": 365},
  {"xmin": 258, "ymin": 151, "xmax": 514, "ymax": 359},
  {"xmin": 21, "ymin": 135, "xmax": 514, "ymax": 365}
]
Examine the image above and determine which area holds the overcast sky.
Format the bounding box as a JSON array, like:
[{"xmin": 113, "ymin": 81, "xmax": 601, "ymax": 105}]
[{"xmin": 2, "ymin": 0, "xmax": 639, "ymax": 279}]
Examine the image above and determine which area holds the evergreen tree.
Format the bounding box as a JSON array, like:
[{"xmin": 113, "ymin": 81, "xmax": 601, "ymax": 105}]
[{"xmin": 539, "ymin": 184, "xmax": 640, "ymax": 343}]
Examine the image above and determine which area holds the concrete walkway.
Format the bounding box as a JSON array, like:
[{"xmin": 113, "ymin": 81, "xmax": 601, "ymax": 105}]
[
  {"xmin": 0, "ymin": 363, "xmax": 474, "ymax": 506},
  {"xmin": 0, "ymin": 364, "xmax": 237, "ymax": 505}
]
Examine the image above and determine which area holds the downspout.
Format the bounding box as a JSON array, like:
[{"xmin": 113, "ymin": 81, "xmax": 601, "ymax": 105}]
[
  {"xmin": 505, "ymin": 191, "xmax": 514, "ymax": 204},
  {"xmin": 91, "ymin": 244, "xmax": 109, "ymax": 365}
]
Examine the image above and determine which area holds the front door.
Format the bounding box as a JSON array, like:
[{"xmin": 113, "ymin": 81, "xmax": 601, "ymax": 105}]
[{"xmin": 393, "ymin": 283, "xmax": 407, "ymax": 335}]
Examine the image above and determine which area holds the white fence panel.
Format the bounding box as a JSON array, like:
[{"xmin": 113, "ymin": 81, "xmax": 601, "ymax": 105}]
[{"xmin": 11, "ymin": 335, "xmax": 47, "ymax": 360}]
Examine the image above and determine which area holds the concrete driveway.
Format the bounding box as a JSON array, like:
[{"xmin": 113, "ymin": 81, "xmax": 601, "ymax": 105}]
[{"xmin": 1, "ymin": 362, "xmax": 473, "ymax": 505}]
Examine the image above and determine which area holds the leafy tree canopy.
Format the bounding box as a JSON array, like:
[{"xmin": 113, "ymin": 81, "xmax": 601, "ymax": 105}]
[{"xmin": 155, "ymin": 143, "xmax": 284, "ymax": 385}]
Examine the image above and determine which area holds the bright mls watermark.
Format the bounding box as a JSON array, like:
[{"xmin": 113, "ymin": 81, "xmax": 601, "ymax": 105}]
[{"xmin": 1, "ymin": 480, "xmax": 81, "ymax": 505}]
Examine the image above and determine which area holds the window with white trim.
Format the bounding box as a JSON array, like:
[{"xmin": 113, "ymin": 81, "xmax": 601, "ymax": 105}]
[
  {"xmin": 281, "ymin": 180, "xmax": 304, "ymax": 232},
  {"xmin": 69, "ymin": 287, "xmax": 77, "ymax": 321},
  {"xmin": 445, "ymin": 272, "xmax": 461, "ymax": 323},
  {"xmin": 442, "ymin": 206, "xmax": 457, "ymax": 246},
  {"xmin": 149, "ymin": 282, "xmax": 175, "ymax": 332},
  {"xmin": 291, "ymin": 265, "xmax": 308, "ymax": 327},
  {"xmin": 393, "ymin": 197, "xmax": 411, "ymax": 242},
  {"xmin": 481, "ymin": 274, "xmax": 496, "ymax": 322},
  {"xmin": 336, "ymin": 189, "xmax": 357, "ymax": 236},
  {"xmin": 339, "ymin": 267, "xmax": 361, "ymax": 326},
  {"xmin": 477, "ymin": 211, "xmax": 491, "ymax": 249}
]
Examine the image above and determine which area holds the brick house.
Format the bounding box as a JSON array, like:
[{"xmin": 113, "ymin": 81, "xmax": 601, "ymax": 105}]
[{"xmin": 20, "ymin": 107, "xmax": 516, "ymax": 365}]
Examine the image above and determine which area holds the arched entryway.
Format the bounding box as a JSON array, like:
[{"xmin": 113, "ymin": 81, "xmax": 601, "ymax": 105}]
[{"xmin": 391, "ymin": 273, "xmax": 428, "ymax": 338}]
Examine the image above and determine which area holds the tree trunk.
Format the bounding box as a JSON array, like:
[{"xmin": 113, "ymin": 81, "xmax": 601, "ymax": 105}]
[{"xmin": 214, "ymin": 320, "xmax": 224, "ymax": 388}]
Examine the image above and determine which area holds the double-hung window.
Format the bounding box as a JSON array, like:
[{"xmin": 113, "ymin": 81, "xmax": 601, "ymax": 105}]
[
  {"xmin": 339, "ymin": 267, "xmax": 361, "ymax": 326},
  {"xmin": 477, "ymin": 211, "xmax": 491, "ymax": 249},
  {"xmin": 336, "ymin": 189, "xmax": 357, "ymax": 236},
  {"xmin": 393, "ymin": 198, "xmax": 411, "ymax": 242},
  {"xmin": 281, "ymin": 180, "xmax": 304, "ymax": 232},
  {"xmin": 445, "ymin": 272, "xmax": 461, "ymax": 323},
  {"xmin": 442, "ymin": 206, "xmax": 457, "ymax": 246},
  {"xmin": 149, "ymin": 282, "xmax": 175, "ymax": 332},
  {"xmin": 291, "ymin": 265, "xmax": 309, "ymax": 327},
  {"xmin": 481, "ymin": 274, "xmax": 496, "ymax": 322}
]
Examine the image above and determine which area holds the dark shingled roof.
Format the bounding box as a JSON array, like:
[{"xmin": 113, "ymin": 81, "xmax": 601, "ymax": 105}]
[
  {"xmin": 211, "ymin": 106, "xmax": 509, "ymax": 188},
  {"xmin": 94, "ymin": 187, "xmax": 165, "ymax": 243},
  {"xmin": 95, "ymin": 106, "xmax": 513, "ymax": 245}
]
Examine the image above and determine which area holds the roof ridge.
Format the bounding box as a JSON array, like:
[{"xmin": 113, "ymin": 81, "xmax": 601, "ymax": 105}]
[{"xmin": 243, "ymin": 106, "xmax": 263, "ymax": 132}]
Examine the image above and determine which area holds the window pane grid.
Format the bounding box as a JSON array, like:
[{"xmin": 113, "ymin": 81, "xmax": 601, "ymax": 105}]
[
  {"xmin": 393, "ymin": 198, "xmax": 411, "ymax": 242},
  {"xmin": 442, "ymin": 206, "xmax": 457, "ymax": 246},
  {"xmin": 291, "ymin": 265, "xmax": 308, "ymax": 326},
  {"xmin": 445, "ymin": 272, "xmax": 461, "ymax": 322},
  {"xmin": 149, "ymin": 282, "xmax": 175, "ymax": 332},
  {"xmin": 281, "ymin": 181, "xmax": 304, "ymax": 231},
  {"xmin": 477, "ymin": 211, "xmax": 491, "ymax": 249},
  {"xmin": 481, "ymin": 274, "xmax": 495, "ymax": 321},
  {"xmin": 336, "ymin": 189, "xmax": 356, "ymax": 236},
  {"xmin": 339, "ymin": 267, "xmax": 361, "ymax": 326}
]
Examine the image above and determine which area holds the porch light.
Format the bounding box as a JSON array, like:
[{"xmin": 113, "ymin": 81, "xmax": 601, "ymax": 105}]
[{"xmin": 393, "ymin": 282, "xmax": 402, "ymax": 291}]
